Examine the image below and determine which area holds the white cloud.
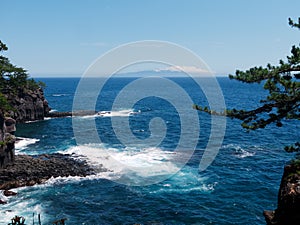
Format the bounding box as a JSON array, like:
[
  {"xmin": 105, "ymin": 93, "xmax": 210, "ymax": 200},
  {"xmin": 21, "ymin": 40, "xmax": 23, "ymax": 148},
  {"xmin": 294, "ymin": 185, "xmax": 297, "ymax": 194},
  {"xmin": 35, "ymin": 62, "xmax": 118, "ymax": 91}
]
[{"xmin": 155, "ymin": 65, "xmax": 210, "ymax": 74}]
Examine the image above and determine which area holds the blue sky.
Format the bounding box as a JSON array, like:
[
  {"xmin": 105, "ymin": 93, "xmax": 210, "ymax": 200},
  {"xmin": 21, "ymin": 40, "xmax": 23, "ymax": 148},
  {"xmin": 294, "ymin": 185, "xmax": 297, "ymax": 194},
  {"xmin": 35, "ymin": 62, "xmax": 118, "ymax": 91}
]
[{"xmin": 1, "ymin": 0, "xmax": 299, "ymax": 77}]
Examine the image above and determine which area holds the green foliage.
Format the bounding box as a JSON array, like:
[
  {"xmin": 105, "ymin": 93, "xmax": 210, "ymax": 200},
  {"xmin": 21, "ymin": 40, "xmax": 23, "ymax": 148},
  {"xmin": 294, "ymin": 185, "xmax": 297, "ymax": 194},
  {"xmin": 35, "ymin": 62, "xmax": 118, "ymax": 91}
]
[
  {"xmin": 0, "ymin": 42, "xmax": 29, "ymax": 90},
  {"xmin": 0, "ymin": 40, "xmax": 8, "ymax": 52},
  {"xmin": 26, "ymin": 78, "xmax": 46, "ymax": 90},
  {"xmin": 0, "ymin": 93, "xmax": 12, "ymax": 112},
  {"xmin": 0, "ymin": 141, "xmax": 5, "ymax": 147},
  {"xmin": 195, "ymin": 18, "xmax": 300, "ymax": 153},
  {"xmin": 0, "ymin": 40, "xmax": 44, "ymax": 112}
]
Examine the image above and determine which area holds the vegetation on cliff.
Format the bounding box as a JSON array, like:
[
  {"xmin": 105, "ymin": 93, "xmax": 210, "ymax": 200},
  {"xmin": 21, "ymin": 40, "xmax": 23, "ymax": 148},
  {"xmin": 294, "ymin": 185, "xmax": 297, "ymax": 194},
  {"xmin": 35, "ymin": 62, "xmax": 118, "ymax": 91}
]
[
  {"xmin": 0, "ymin": 40, "xmax": 50, "ymax": 122},
  {"xmin": 0, "ymin": 40, "xmax": 45, "ymax": 95}
]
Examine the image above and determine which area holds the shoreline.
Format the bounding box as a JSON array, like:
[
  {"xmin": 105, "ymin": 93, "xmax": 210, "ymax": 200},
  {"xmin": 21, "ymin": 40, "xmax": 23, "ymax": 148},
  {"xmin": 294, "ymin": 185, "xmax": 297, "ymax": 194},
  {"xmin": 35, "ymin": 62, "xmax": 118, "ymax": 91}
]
[{"xmin": 0, "ymin": 153, "xmax": 96, "ymax": 191}]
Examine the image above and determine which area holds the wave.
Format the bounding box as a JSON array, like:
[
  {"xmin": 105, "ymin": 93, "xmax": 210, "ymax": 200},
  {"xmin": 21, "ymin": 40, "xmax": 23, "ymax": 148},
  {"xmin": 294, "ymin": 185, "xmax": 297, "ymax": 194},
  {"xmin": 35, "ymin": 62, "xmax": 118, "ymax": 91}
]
[
  {"xmin": 15, "ymin": 137, "xmax": 40, "ymax": 152},
  {"xmin": 98, "ymin": 109, "xmax": 139, "ymax": 117},
  {"xmin": 56, "ymin": 144, "xmax": 215, "ymax": 192},
  {"xmin": 59, "ymin": 144, "xmax": 182, "ymax": 185},
  {"xmin": 222, "ymin": 144, "xmax": 256, "ymax": 159},
  {"xmin": 79, "ymin": 109, "xmax": 141, "ymax": 119},
  {"xmin": 147, "ymin": 170, "xmax": 218, "ymax": 194},
  {"xmin": 52, "ymin": 93, "xmax": 69, "ymax": 97},
  {"xmin": 0, "ymin": 189, "xmax": 44, "ymax": 224},
  {"xmin": 24, "ymin": 117, "xmax": 51, "ymax": 124}
]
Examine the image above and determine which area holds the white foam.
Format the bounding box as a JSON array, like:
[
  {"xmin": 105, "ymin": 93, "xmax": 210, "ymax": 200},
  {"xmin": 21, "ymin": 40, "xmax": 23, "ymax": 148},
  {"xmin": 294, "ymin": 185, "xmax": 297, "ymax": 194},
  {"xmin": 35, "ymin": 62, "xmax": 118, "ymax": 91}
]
[
  {"xmin": 78, "ymin": 109, "xmax": 140, "ymax": 119},
  {"xmin": 235, "ymin": 149, "xmax": 255, "ymax": 158},
  {"xmin": 15, "ymin": 137, "xmax": 39, "ymax": 152},
  {"xmin": 52, "ymin": 93, "xmax": 69, "ymax": 97},
  {"xmin": 24, "ymin": 117, "xmax": 51, "ymax": 123},
  {"xmin": 60, "ymin": 144, "xmax": 181, "ymax": 182},
  {"xmin": 98, "ymin": 109, "xmax": 139, "ymax": 117},
  {"xmin": 222, "ymin": 144, "xmax": 255, "ymax": 159},
  {"xmin": 149, "ymin": 183, "xmax": 216, "ymax": 194},
  {"xmin": 0, "ymin": 191, "xmax": 45, "ymax": 224}
]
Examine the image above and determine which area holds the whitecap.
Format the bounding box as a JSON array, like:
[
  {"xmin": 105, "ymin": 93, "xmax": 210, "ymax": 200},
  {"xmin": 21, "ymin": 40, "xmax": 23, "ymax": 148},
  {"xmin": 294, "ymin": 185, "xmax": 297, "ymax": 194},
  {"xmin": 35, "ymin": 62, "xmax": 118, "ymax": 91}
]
[
  {"xmin": 15, "ymin": 137, "xmax": 39, "ymax": 152},
  {"xmin": 235, "ymin": 149, "xmax": 255, "ymax": 158},
  {"xmin": 24, "ymin": 117, "xmax": 51, "ymax": 123},
  {"xmin": 222, "ymin": 144, "xmax": 255, "ymax": 159},
  {"xmin": 59, "ymin": 144, "xmax": 182, "ymax": 184},
  {"xmin": 0, "ymin": 192, "xmax": 45, "ymax": 225},
  {"xmin": 77, "ymin": 109, "xmax": 140, "ymax": 119},
  {"xmin": 52, "ymin": 94, "xmax": 69, "ymax": 97}
]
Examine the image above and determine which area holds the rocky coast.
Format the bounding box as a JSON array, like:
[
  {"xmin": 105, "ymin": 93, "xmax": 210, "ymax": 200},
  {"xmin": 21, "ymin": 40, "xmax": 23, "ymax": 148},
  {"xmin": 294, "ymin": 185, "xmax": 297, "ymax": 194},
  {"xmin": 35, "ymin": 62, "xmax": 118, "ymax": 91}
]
[
  {"xmin": 0, "ymin": 153, "xmax": 95, "ymax": 193},
  {"xmin": 264, "ymin": 160, "xmax": 300, "ymax": 224},
  {"xmin": 0, "ymin": 82, "xmax": 98, "ymax": 205}
]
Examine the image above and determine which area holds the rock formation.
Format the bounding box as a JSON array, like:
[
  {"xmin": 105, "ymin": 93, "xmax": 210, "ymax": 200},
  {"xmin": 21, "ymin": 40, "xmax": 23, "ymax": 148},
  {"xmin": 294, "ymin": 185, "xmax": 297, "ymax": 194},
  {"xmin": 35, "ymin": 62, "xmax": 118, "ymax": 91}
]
[
  {"xmin": 0, "ymin": 153, "xmax": 98, "ymax": 190},
  {"xmin": 0, "ymin": 82, "xmax": 52, "ymax": 169},
  {"xmin": 264, "ymin": 160, "xmax": 300, "ymax": 224},
  {"xmin": 47, "ymin": 110, "xmax": 96, "ymax": 118},
  {"xmin": 3, "ymin": 87, "xmax": 51, "ymax": 123},
  {"xmin": 0, "ymin": 116, "xmax": 16, "ymax": 168}
]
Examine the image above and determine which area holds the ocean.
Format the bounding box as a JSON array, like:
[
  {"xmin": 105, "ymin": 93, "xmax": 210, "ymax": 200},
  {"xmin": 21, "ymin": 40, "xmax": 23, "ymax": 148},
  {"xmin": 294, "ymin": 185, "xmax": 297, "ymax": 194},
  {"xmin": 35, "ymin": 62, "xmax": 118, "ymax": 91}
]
[{"xmin": 0, "ymin": 75, "xmax": 298, "ymax": 224}]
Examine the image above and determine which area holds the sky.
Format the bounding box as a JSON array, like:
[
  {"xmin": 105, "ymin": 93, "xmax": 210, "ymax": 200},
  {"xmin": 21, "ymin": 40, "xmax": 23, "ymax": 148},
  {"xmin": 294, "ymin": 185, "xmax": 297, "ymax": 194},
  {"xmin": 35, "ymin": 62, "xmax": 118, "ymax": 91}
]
[{"xmin": 0, "ymin": 0, "xmax": 300, "ymax": 77}]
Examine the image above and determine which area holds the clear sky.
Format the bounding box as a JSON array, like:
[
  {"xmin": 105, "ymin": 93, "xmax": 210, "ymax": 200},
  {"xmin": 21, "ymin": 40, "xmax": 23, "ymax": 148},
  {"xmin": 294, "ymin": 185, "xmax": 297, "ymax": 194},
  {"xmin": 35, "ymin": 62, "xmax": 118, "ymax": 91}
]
[{"xmin": 1, "ymin": 0, "xmax": 299, "ymax": 77}]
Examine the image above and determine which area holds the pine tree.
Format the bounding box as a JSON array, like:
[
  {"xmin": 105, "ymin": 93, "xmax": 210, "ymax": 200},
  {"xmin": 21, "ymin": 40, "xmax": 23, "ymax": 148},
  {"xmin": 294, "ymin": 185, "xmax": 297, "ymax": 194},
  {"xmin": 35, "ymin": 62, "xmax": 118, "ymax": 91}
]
[{"xmin": 194, "ymin": 17, "xmax": 300, "ymax": 152}]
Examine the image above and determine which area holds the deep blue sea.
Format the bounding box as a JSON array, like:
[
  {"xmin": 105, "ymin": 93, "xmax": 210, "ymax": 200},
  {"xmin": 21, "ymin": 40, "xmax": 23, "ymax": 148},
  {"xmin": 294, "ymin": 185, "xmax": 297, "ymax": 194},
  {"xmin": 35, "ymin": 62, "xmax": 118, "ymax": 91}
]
[{"xmin": 1, "ymin": 75, "xmax": 299, "ymax": 224}]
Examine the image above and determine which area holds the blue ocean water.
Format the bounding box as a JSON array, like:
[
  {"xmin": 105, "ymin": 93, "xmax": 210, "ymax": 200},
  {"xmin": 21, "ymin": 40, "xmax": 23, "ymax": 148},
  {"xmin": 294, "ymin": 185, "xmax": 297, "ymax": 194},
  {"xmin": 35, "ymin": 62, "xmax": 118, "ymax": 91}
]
[{"xmin": 1, "ymin": 76, "xmax": 299, "ymax": 224}]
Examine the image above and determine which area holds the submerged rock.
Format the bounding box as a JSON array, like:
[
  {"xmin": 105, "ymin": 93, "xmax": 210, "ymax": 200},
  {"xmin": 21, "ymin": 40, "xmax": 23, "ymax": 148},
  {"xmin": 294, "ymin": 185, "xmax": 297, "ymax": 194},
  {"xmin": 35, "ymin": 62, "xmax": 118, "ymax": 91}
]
[
  {"xmin": 3, "ymin": 190, "xmax": 17, "ymax": 196},
  {"xmin": 264, "ymin": 160, "xmax": 300, "ymax": 224}
]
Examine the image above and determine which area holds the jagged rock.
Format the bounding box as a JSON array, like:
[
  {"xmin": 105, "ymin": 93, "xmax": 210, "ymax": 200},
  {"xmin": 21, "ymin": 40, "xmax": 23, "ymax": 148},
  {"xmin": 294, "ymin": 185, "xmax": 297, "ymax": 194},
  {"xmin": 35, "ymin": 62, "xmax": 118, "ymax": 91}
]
[
  {"xmin": 47, "ymin": 110, "xmax": 96, "ymax": 118},
  {"xmin": 5, "ymin": 88, "xmax": 51, "ymax": 123},
  {"xmin": 264, "ymin": 161, "xmax": 300, "ymax": 224},
  {"xmin": 0, "ymin": 199, "xmax": 7, "ymax": 204},
  {"xmin": 3, "ymin": 190, "xmax": 17, "ymax": 196},
  {"xmin": 0, "ymin": 116, "xmax": 16, "ymax": 168},
  {"xmin": 4, "ymin": 117, "xmax": 16, "ymax": 134},
  {"xmin": 0, "ymin": 154, "xmax": 100, "ymax": 190}
]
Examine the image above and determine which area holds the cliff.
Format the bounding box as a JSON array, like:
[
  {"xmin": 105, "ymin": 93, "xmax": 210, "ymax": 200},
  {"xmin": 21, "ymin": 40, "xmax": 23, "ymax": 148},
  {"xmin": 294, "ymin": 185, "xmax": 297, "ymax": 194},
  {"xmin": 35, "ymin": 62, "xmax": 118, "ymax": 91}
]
[
  {"xmin": 2, "ymin": 87, "xmax": 51, "ymax": 123},
  {"xmin": 0, "ymin": 85, "xmax": 51, "ymax": 168},
  {"xmin": 264, "ymin": 160, "xmax": 300, "ymax": 224}
]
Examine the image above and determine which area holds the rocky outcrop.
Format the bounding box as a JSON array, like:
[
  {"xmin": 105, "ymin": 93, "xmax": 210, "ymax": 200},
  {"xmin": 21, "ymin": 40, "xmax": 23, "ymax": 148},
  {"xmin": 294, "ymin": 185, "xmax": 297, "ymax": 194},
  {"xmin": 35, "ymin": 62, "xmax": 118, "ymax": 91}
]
[
  {"xmin": 0, "ymin": 153, "xmax": 99, "ymax": 190},
  {"xmin": 264, "ymin": 161, "xmax": 300, "ymax": 224},
  {"xmin": 3, "ymin": 87, "xmax": 51, "ymax": 123},
  {"xmin": 47, "ymin": 110, "xmax": 96, "ymax": 118},
  {"xmin": 0, "ymin": 116, "xmax": 16, "ymax": 169}
]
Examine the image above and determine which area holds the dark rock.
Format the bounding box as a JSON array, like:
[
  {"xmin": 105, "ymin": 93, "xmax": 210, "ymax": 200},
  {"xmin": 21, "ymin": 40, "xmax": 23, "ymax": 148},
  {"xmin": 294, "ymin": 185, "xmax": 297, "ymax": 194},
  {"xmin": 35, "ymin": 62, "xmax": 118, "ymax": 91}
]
[
  {"xmin": 5, "ymin": 88, "xmax": 51, "ymax": 123},
  {"xmin": 0, "ymin": 154, "xmax": 99, "ymax": 190},
  {"xmin": 0, "ymin": 199, "xmax": 7, "ymax": 204},
  {"xmin": 47, "ymin": 110, "xmax": 96, "ymax": 118},
  {"xmin": 3, "ymin": 190, "xmax": 17, "ymax": 196},
  {"xmin": 264, "ymin": 160, "xmax": 300, "ymax": 224}
]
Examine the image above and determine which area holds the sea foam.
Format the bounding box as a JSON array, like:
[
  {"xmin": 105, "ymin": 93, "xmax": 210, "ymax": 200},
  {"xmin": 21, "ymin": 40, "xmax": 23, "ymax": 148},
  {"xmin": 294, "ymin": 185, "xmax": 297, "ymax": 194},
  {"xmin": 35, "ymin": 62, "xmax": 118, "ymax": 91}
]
[
  {"xmin": 15, "ymin": 137, "xmax": 40, "ymax": 152},
  {"xmin": 60, "ymin": 144, "xmax": 182, "ymax": 185}
]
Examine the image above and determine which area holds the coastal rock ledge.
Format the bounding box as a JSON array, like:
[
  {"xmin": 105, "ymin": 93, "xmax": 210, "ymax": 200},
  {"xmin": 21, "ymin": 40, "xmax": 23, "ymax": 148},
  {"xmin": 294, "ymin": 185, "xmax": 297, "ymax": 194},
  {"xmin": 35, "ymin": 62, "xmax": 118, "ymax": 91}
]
[
  {"xmin": 264, "ymin": 161, "xmax": 300, "ymax": 225},
  {"xmin": 0, "ymin": 153, "xmax": 96, "ymax": 191}
]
